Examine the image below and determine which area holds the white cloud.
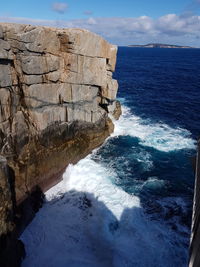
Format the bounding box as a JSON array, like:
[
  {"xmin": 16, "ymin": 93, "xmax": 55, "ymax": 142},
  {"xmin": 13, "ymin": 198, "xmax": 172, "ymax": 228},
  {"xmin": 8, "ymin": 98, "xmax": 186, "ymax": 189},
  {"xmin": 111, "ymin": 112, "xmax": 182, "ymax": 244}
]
[
  {"xmin": 83, "ymin": 10, "xmax": 93, "ymax": 16},
  {"xmin": 157, "ymin": 13, "xmax": 200, "ymax": 36},
  {"xmin": 52, "ymin": 2, "xmax": 68, "ymax": 14},
  {"xmin": 87, "ymin": 17, "xmax": 96, "ymax": 25},
  {"xmin": 0, "ymin": 14, "xmax": 200, "ymax": 46}
]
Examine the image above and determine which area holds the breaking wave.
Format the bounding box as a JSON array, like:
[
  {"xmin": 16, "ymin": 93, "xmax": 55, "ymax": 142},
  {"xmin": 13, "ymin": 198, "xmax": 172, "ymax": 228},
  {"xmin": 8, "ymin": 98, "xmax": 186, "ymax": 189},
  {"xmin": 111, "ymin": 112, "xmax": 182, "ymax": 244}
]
[
  {"xmin": 20, "ymin": 104, "xmax": 194, "ymax": 267},
  {"xmin": 21, "ymin": 154, "xmax": 189, "ymax": 267},
  {"xmin": 112, "ymin": 105, "xmax": 196, "ymax": 152}
]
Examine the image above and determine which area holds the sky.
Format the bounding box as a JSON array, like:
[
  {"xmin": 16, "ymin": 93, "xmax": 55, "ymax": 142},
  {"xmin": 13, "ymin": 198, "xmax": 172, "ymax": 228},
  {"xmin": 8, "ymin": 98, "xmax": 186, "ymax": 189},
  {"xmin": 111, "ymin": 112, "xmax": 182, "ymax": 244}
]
[{"xmin": 0, "ymin": 0, "xmax": 200, "ymax": 46}]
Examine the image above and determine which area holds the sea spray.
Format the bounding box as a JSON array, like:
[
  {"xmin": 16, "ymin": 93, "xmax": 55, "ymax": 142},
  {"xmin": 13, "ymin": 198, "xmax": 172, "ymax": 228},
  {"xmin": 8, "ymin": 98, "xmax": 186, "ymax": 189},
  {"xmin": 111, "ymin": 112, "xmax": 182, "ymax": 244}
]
[
  {"xmin": 20, "ymin": 104, "xmax": 192, "ymax": 267},
  {"xmin": 112, "ymin": 105, "xmax": 196, "ymax": 152}
]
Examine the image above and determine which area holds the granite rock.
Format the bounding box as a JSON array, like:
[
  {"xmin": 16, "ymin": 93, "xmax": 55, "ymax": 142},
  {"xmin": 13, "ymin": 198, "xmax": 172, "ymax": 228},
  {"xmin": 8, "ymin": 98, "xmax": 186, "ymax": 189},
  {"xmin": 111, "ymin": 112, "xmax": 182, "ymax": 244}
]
[{"xmin": 0, "ymin": 23, "xmax": 121, "ymax": 257}]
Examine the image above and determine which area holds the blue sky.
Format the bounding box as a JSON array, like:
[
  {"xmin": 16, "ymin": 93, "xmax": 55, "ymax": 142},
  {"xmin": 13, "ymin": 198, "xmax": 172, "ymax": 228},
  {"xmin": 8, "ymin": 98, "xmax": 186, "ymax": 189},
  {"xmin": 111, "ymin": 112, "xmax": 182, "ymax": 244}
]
[
  {"xmin": 0, "ymin": 0, "xmax": 194, "ymax": 19},
  {"xmin": 0, "ymin": 0, "xmax": 200, "ymax": 46}
]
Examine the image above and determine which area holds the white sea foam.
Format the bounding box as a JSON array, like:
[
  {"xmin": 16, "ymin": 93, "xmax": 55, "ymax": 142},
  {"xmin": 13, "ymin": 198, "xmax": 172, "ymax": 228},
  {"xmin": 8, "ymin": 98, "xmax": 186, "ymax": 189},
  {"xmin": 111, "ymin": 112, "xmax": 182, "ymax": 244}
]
[
  {"xmin": 20, "ymin": 103, "xmax": 192, "ymax": 267},
  {"xmin": 46, "ymin": 158, "xmax": 140, "ymax": 220},
  {"xmin": 21, "ymin": 155, "xmax": 188, "ymax": 267},
  {"xmin": 134, "ymin": 149, "xmax": 154, "ymax": 171},
  {"xmin": 142, "ymin": 177, "xmax": 166, "ymax": 190},
  {"xmin": 112, "ymin": 105, "xmax": 196, "ymax": 152}
]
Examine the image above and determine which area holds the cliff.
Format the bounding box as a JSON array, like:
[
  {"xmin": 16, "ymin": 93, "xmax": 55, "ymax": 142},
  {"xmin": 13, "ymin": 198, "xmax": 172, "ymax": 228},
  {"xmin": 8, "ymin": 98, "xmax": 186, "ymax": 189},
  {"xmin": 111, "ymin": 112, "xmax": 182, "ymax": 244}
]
[{"xmin": 0, "ymin": 23, "xmax": 121, "ymax": 266}]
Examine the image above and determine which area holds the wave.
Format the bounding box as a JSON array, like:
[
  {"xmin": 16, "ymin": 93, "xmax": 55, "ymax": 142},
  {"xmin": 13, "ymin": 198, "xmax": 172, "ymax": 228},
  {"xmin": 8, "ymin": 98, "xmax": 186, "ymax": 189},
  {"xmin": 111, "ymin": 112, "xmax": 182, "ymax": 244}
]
[
  {"xmin": 142, "ymin": 177, "xmax": 166, "ymax": 190},
  {"xmin": 20, "ymin": 101, "xmax": 193, "ymax": 267},
  {"xmin": 21, "ymin": 155, "xmax": 188, "ymax": 267},
  {"xmin": 46, "ymin": 158, "xmax": 140, "ymax": 219},
  {"xmin": 112, "ymin": 105, "xmax": 196, "ymax": 152},
  {"xmin": 134, "ymin": 150, "xmax": 154, "ymax": 171}
]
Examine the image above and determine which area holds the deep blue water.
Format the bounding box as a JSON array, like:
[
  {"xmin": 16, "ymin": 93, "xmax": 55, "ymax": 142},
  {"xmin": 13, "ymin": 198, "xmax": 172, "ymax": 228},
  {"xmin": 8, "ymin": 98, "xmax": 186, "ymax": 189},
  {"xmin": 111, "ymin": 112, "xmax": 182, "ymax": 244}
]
[
  {"xmin": 115, "ymin": 47, "xmax": 200, "ymax": 138},
  {"xmin": 21, "ymin": 48, "xmax": 200, "ymax": 267},
  {"xmin": 92, "ymin": 47, "xmax": 200, "ymax": 262},
  {"xmin": 112, "ymin": 47, "xmax": 200, "ymax": 201}
]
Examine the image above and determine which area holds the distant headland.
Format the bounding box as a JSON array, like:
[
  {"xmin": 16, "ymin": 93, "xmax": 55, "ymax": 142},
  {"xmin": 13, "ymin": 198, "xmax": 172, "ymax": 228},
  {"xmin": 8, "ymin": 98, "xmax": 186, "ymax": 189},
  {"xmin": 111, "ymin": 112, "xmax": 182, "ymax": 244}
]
[{"xmin": 128, "ymin": 43, "xmax": 195, "ymax": 49}]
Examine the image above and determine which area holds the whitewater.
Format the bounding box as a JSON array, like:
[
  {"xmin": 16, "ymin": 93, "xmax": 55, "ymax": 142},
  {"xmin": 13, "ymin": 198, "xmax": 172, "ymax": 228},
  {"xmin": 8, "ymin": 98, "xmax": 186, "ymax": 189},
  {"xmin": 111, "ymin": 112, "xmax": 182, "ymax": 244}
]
[{"xmin": 20, "ymin": 104, "xmax": 195, "ymax": 267}]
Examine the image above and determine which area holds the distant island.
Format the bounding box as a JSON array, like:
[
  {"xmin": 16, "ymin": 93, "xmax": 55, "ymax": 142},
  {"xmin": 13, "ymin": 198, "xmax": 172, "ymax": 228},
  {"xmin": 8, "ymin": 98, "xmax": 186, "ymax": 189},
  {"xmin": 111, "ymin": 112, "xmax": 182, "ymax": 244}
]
[{"xmin": 128, "ymin": 43, "xmax": 195, "ymax": 49}]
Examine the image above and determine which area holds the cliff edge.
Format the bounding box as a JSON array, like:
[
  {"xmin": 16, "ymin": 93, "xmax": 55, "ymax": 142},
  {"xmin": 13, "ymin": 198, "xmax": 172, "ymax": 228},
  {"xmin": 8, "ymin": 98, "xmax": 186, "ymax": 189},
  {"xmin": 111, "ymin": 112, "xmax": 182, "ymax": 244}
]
[{"xmin": 0, "ymin": 23, "xmax": 121, "ymax": 266}]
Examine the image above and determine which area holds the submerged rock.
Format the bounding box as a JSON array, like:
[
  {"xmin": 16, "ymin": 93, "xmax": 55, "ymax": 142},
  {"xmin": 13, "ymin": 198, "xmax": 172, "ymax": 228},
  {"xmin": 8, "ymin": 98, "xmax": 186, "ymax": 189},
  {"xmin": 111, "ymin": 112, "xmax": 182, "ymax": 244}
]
[
  {"xmin": 0, "ymin": 23, "xmax": 120, "ymax": 266},
  {"xmin": 108, "ymin": 100, "xmax": 122, "ymax": 120}
]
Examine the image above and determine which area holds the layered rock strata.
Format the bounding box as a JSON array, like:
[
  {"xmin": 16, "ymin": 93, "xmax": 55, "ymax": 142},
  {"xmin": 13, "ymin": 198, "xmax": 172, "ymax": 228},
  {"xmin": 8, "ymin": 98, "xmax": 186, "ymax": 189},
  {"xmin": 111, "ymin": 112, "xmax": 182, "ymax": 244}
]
[{"xmin": 0, "ymin": 23, "xmax": 120, "ymax": 266}]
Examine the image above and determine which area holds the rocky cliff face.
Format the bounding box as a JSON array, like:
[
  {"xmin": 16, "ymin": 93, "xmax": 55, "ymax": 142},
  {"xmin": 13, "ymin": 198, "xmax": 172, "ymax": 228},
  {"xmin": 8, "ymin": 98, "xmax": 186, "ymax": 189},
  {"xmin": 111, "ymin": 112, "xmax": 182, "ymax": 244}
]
[
  {"xmin": 0, "ymin": 156, "xmax": 25, "ymax": 267},
  {"xmin": 0, "ymin": 23, "xmax": 120, "ymax": 266}
]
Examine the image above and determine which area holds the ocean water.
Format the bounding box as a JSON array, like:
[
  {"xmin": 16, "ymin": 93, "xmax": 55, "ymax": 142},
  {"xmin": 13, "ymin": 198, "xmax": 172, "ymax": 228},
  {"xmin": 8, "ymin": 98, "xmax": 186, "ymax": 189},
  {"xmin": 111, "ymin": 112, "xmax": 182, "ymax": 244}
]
[{"xmin": 21, "ymin": 48, "xmax": 200, "ymax": 267}]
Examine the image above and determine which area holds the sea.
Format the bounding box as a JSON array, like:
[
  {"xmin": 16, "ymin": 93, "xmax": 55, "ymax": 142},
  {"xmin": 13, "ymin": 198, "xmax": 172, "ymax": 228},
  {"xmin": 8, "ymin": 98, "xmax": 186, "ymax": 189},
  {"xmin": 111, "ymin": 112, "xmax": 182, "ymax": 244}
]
[{"xmin": 20, "ymin": 47, "xmax": 200, "ymax": 267}]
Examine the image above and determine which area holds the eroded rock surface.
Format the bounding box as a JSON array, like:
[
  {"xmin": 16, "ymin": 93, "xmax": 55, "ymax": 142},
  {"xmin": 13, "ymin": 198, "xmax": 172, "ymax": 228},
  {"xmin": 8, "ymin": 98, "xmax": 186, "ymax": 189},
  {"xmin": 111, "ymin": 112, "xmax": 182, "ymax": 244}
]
[
  {"xmin": 0, "ymin": 23, "xmax": 120, "ymax": 266},
  {"xmin": 0, "ymin": 156, "xmax": 25, "ymax": 267}
]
